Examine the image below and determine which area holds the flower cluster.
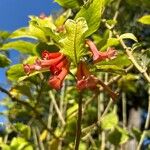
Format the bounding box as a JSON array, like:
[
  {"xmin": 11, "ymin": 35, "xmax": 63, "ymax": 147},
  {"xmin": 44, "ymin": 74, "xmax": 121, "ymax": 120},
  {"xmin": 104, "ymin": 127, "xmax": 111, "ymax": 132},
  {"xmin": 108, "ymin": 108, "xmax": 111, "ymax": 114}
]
[
  {"xmin": 24, "ymin": 50, "xmax": 70, "ymax": 90},
  {"xmin": 23, "ymin": 40, "xmax": 117, "ymax": 91}
]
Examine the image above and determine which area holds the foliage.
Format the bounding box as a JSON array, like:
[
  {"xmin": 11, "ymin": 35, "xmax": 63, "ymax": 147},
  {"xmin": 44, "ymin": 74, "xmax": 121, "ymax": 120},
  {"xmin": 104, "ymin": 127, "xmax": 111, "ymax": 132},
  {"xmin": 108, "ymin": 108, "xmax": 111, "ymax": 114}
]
[{"xmin": 0, "ymin": 0, "xmax": 150, "ymax": 149}]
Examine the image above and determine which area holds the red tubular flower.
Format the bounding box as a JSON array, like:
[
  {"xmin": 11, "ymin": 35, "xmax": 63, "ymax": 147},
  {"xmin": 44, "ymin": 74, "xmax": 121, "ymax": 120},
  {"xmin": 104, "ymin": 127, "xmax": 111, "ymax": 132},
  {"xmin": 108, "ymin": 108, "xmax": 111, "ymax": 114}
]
[
  {"xmin": 76, "ymin": 61, "xmax": 98, "ymax": 91},
  {"xmin": 85, "ymin": 39, "xmax": 117, "ymax": 63},
  {"xmin": 23, "ymin": 50, "xmax": 70, "ymax": 90},
  {"xmin": 23, "ymin": 52, "xmax": 64, "ymax": 74},
  {"xmin": 48, "ymin": 59, "xmax": 70, "ymax": 90},
  {"xmin": 42, "ymin": 50, "xmax": 61, "ymax": 60}
]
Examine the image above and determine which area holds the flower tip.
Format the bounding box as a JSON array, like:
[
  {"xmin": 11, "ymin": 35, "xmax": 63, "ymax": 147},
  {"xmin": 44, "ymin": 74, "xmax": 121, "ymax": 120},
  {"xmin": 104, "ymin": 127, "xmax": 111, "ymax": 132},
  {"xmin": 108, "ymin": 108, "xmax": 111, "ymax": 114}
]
[
  {"xmin": 48, "ymin": 76, "xmax": 62, "ymax": 90},
  {"xmin": 23, "ymin": 64, "xmax": 31, "ymax": 75},
  {"xmin": 107, "ymin": 47, "xmax": 118, "ymax": 59}
]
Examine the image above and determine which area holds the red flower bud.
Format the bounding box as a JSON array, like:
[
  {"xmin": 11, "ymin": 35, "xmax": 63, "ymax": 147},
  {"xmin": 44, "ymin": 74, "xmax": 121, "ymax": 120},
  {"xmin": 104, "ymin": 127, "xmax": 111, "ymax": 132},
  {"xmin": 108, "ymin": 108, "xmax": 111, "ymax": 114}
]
[
  {"xmin": 76, "ymin": 62, "xmax": 98, "ymax": 91},
  {"xmin": 49, "ymin": 60, "xmax": 70, "ymax": 90},
  {"xmin": 85, "ymin": 39, "xmax": 117, "ymax": 63}
]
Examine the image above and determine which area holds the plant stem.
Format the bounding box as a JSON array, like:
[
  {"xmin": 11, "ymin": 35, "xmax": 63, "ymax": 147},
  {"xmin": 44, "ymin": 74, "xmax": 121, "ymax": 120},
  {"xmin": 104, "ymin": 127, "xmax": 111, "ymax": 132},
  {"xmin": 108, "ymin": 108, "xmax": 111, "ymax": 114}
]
[
  {"xmin": 113, "ymin": 30, "xmax": 150, "ymax": 83},
  {"xmin": 0, "ymin": 86, "xmax": 58, "ymax": 139},
  {"xmin": 137, "ymin": 85, "xmax": 150, "ymax": 150},
  {"xmin": 122, "ymin": 92, "xmax": 127, "ymax": 128},
  {"xmin": 75, "ymin": 93, "xmax": 83, "ymax": 150},
  {"xmin": 82, "ymin": 99, "xmax": 113, "ymax": 135},
  {"xmin": 49, "ymin": 91, "xmax": 66, "ymax": 126}
]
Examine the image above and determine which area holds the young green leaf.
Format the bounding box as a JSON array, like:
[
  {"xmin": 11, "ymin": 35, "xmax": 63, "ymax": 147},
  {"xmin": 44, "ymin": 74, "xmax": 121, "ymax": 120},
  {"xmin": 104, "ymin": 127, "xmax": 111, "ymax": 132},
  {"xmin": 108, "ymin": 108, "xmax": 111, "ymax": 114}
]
[
  {"xmin": 10, "ymin": 137, "xmax": 33, "ymax": 150},
  {"xmin": 96, "ymin": 65, "xmax": 126, "ymax": 74},
  {"xmin": 108, "ymin": 126, "xmax": 130, "ymax": 145},
  {"xmin": 120, "ymin": 33, "xmax": 138, "ymax": 42},
  {"xmin": 101, "ymin": 110, "xmax": 118, "ymax": 130},
  {"xmin": 138, "ymin": 15, "xmax": 150, "ymax": 25},
  {"xmin": 75, "ymin": 0, "xmax": 105, "ymax": 37},
  {"xmin": 0, "ymin": 30, "xmax": 10, "ymax": 41},
  {"xmin": 10, "ymin": 26, "xmax": 47, "ymax": 42},
  {"xmin": 55, "ymin": 9, "xmax": 72, "ymax": 27},
  {"xmin": 60, "ymin": 17, "xmax": 88, "ymax": 64},
  {"xmin": 101, "ymin": 38, "xmax": 119, "ymax": 50},
  {"xmin": 15, "ymin": 123, "xmax": 31, "ymax": 139},
  {"xmin": 0, "ymin": 54, "xmax": 11, "ymax": 67},
  {"xmin": 0, "ymin": 40, "xmax": 36, "ymax": 55},
  {"xmin": 54, "ymin": 0, "xmax": 82, "ymax": 9},
  {"xmin": 97, "ymin": 53, "xmax": 131, "ymax": 68},
  {"xmin": 6, "ymin": 64, "xmax": 25, "ymax": 81}
]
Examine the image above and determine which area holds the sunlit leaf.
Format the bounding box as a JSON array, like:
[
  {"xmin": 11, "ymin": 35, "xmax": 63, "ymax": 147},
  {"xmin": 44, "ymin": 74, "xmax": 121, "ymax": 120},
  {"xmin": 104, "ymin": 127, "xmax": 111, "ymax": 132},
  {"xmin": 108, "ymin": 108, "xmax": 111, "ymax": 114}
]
[
  {"xmin": 55, "ymin": 9, "xmax": 72, "ymax": 27},
  {"xmin": 0, "ymin": 40, "xmax": 36, "ymax": 55},
  {"xmin": 15, "ymin": 123, "xmax": 31, "ymax": 139},
  {"xmin": 101, "ymin": 38, "xmax": 119, "ymax": 50},
  {"xmin": 10, "ymin": 25, "xmax": 47, "ymax": 42},
  {"xmin": 54, "ymin": 0, "xmax": 82, "ymax": 8},
  {"xmin": 0, "ymin": 31, "xmax": 10, "ymax": 41},
  {"xmin": 108, "ymin": 126, "xmax": 130, "ymax": 145},
  {"xmin": 6, "ymin": 64, "xmax": 25, "ymax": 81},
  {"xmin": 96, "ymin": 65, "xmax": 125, "ymax": 74},
  {"xmin": 67, "ymin": 103, "xmax": 78, "ymax": 120},
  {"xmin": 29, "ymin": 15, "xmax": 56, "ymax": 29},
  {"xmin": 97, "ymin": 53, "xmax": 131, "ymax": 68},
  {"xmin": 132, "ymin": 127, "xmax": 141, "ymax": 142},
  {"xmin": 101, "ymin": 110, "xmax": 118, "ymax": 130},
  {"xmin": 138, "ymin": 15, "xmax": 150, "ymax": 25},
  {"xmin": 40, "ymin": 130, "xmax": 48, "ymax": 141},
  {"xmin": 120, "ymin": 33, "xmax": 138, "ymax": 42},
  {"xmin": 60, "ymin": 17, "xmax": 88, "ymax": 64},
  {"xmin": 10, "ymin": 137, "xmax": 33, "ymax": 150},
  {"xmin": 75, "ymin": 0, "xmax": 105, "ymax": 36},
  {"xmin": 0, "ymin": 54, "xmax": 11, "ymax": 67}
]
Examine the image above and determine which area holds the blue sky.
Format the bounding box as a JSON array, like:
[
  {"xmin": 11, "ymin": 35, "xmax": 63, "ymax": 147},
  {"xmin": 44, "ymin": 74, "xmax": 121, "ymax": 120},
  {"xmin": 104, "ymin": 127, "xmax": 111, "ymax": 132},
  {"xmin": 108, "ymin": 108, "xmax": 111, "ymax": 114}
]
[{"xmin": 0, "ymin": 0, "xmax": 60, "ymax": 123}]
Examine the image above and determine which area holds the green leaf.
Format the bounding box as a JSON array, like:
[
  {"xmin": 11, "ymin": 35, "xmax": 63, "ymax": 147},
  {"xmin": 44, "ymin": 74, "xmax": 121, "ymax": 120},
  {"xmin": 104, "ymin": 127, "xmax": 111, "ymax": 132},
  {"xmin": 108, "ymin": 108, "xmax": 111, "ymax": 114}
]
[
  {"xmin": 34, "ymin": 42, "xmax": 59, "ymax": 56},
  {"xmin": 18, "ymin": 70, "xmax": 48, "ymax": 82},
  {"xmin": 6, "ymin": 64, "xmax": 25, "ymax": 81},
  {"xmin": 13, "ymin": 84, "xmax": 34, "ymax": 100},
  {"xmin": 54, "ymin": 0, "xmax": 82, "ymax": 8},
  {"xmin": 15, "ymin": 123, "xmax": 31, "ymax": 139},
  {"xmin": 97, "ymin": 53, "xmax": 131, "ymax": 68},
  {"xmin": 101, "ymin": 38, "xmax": 119, "ymax": 50},
  {"xmin": 55, "ymin": 9, "xmax": 72, "ymax": 27},
  {"xmin": 0, "ymin": 31, "xmax": 10, "ymax": 41},
  {"xmin": 29, "ymin": 15, "xmax": 56, "ymax": 29},
  {"xmin": 10, "ymin": 137, "xmax": 33, "ymax": 150},
  {"xmin": 106, "ymin": 19, "xmax": 117, "ymax": 26},
  {"xmin": 10, "ymin": 26, "xmax": 47, "ymax": 42},
  {"xmin": 39, "ymin": 27, "xmax": 61, "ymax": 43},
  {"xmin": 96, "ymin": 65, "xmax": 125, "ymax": 74},
  {"xmin": 75, "ymin": 0, "xmax": 105, "ymax": 37},
  {"xmin": 101, "ymin": 110, "xmax": 118, "ymax": 130},
  {"xmin": 0, "ymin": 54, "xmax": 11, "ymax": 67},
  {"xmin": 60, "ymin": 18, "xmax": 88, "ymax": 64},
  {"xmin": 0, "ymin": 144, "xmax": 10, "ymax": 150},
  {"xmin": 138, "ymin": 15, "xmax": 150, "ymax": 25},
  {"xmin": 108, "ymin": 126, "xmax": 130, "ymax": 145},
  {"xmin": 0, "ymin": 40, "xmax": 36, "ymax": 55},
  {"xmin": 67, "ymin": 104, "xmax": 78, "ymax": 120},
  {"xmin": 132, "ymin": 128, "xmax": 141, "ymax": 142},
  {"xmin": 120, "ymin": 33, "xmax": 138, "ymax": 42}
]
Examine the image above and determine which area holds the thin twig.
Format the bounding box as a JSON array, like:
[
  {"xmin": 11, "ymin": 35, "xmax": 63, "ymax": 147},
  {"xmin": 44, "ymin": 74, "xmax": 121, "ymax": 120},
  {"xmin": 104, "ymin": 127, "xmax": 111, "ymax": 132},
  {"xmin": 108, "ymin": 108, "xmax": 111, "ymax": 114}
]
[
  {"xmin": 75, "ymin": 93, "xmax": 83, "ymax": 150},
  {"xmin": 97, "ymin": 79, "xmax": 118, "ymax": 100},
  {"xmin": 137, "ymin": 85, "xmax": 150, "ymax": 150},
  {"xmin": 0, "ymin": 86, "xmax": 58, "ymax": 139},
  {"xmin": 113, "ymin": 30, "xmax": 150, "ymax": 83},
  {"xmin": 122, "ymin": 92, "xmax": 127, "ymax": 128},
  {"xmin": 49, "ymin": 91, "xmax": 66, "ymax": 126},
  {"xmin": 82, "ymin": 99, "xmax": 113, "ymax": 135}
]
